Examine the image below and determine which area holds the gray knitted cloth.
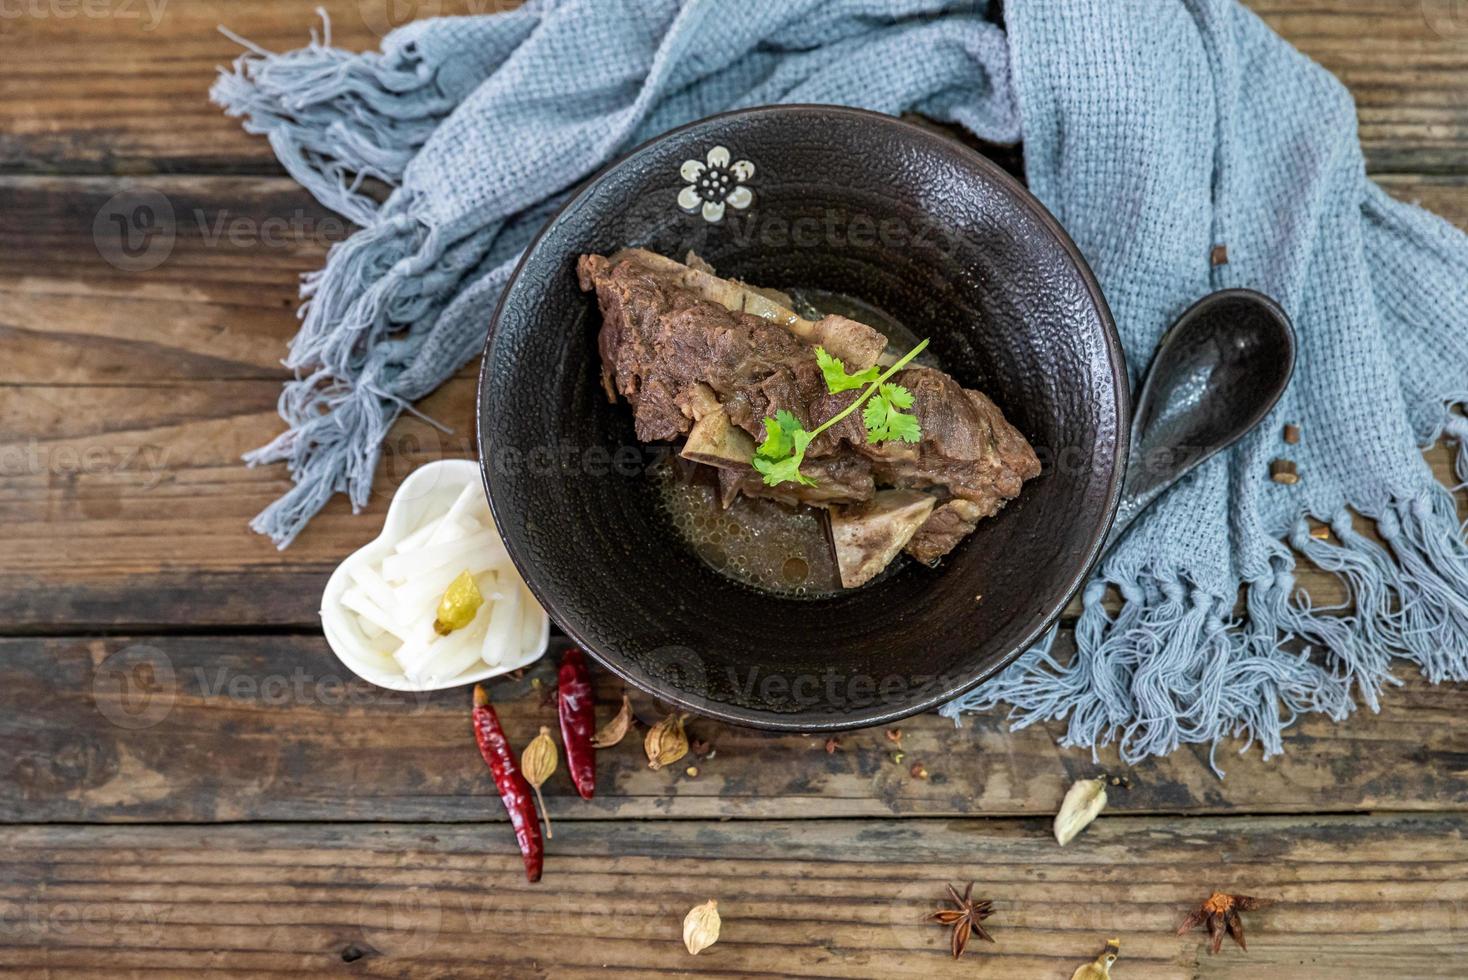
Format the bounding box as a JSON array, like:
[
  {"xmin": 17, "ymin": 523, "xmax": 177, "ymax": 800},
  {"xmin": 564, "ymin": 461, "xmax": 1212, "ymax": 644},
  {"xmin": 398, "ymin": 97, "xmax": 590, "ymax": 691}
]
[{"xmin": 214, "ymin": 0, "xmax": 1468, "ymax": 771}]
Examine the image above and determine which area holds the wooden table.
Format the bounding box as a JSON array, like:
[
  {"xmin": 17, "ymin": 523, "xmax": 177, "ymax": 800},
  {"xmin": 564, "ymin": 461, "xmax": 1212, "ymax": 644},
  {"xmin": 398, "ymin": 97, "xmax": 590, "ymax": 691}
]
[{"xmin": 2, "ymin": 2, "xmax": 1467, "ymax": 976}]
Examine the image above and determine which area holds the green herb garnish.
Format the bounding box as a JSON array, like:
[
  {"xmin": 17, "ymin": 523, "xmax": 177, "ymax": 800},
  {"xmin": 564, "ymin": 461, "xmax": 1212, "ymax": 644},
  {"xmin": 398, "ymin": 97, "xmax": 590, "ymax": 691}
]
[
  {"xmin": 863, "ymin": 382, "xmax": 922, "ymax": 444},
  {"xmin": 751, "ymin": 339, "xmax": 929, "ymax": 487},
  {"xmin": 814, "ymin": 346, "xmax": 881, "ymax": 392}
]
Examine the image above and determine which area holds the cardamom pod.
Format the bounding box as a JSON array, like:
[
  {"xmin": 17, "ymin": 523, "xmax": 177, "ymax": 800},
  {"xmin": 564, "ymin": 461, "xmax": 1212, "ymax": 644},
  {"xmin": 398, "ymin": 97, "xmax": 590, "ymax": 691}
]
[
  {"xmin": 1070, "ymin": 938, "xmax": 1120, "ymax": 980},
  {"xmin": 645, "ymin": 712, "xmax": 689, "ymax": 770},
  {"xmin": 1054, "ymin": 776, "xmax": 1107, "ymax": 846},
  {"xmin": 591, "ymin": 694, "xmax": 633, "ymax": 748},
  {"xmin": 683, "ymin": 898, "xmax": 721, "ymax": 955},
  {"xmin": 521, "ymin": 725, "xmax": 558, "ymax": 839}
]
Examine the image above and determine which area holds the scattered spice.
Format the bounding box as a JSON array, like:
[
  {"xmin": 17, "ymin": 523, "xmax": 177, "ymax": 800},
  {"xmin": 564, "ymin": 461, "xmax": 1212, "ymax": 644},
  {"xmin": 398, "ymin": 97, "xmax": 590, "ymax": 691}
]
[
  {"xmin": 556, "ymin": 648, "xmax": 596, "ymax": 799},
  {"xmin": 645, "ymin": 713, "xmax": 690, "ymax": 770},
  {"xmin": 471, "ymin": 685, "xmax": 542, "ymax": 882},
  {"xmin": 1270, "ymin": 458, "xmax": 1299, "ymax": 484},
  {"xmin": 885, "ymin": 728, "xmax": 903, "ymax": 745},
  {"xmin": 1210, "ymin": 244, "xmax": 1229, "ymax": 266},
  {"xmin": 891, "ymin": 750, "xmax": 905, "ymax": 765},
  {"xmin": 1054, "ymin": 776, "xmax": 1108, "ymax": 846},
  {"xmin": 686, "ymin": 766, "xmax": 700, "ymax": 778},
  {"xmin": 521, "ymin": 725, "xmax": 558, "ymax": 840},
  {"xmin": 591, "ymin": 694, "xmax": 633, "ymax": 748},
  {"xmin": 929, "ymin": 882, "xmax": 995, "ymax": 959},
  {"xmin": 824, "ymin": 736, "xmax": 841, "ymax": 754},
  {"xmin": 432, "ymin": 570, "xmax": 483, "ymax": 635},
  {"xmin": 683, "ymin": 898, "xmax": 721, "ymax": 955},
  {"xmin": 1071, "ymin": 939, "xmax": 1121, "ymax": 980},
  {"xmin": 1283, "ymin": 423, "xmax": 1301, "ymax": 444},
  {"xmin": 1178, "ymin": 891, "xmax": 1272, "ymax": 954},
  {"xmin": 910, "ymin": 762, "xmax": 929, "ymax": 780}
]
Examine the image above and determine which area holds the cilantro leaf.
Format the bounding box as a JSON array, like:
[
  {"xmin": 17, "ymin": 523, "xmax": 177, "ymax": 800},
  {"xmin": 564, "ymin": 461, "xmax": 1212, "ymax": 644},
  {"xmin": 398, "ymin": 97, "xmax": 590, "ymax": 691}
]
[
  {"xmin": 880, "ymin": 382, "xmax": 914, "ymax": 410},
  {"xmin": 750, "ymin": 339, "xmax": 929, "ymax": 487},
  {"xmin": 815, "ymin": 345, "xmax": 880, "ymax": 393},
  {"xmin": 862, "ymin": 382, "xmax": 922, "ymax": 444},
  {"xmin": 753, "ymin": 410, "xmax": 816, "ymax": 487},
  {"xmin": 757, "ymin": 409, "xmax": 803, "ymax": 462},
  {"xmin": 883, "ymin": 407, "xmax": 923, "ymax": 444},
  {"xmin": 862, "ymin": 397, "xmax": 890, "ymax": 438},
  {"xmin": 752, "ymin": 450, "xmax": 816, "ymax": 487}
]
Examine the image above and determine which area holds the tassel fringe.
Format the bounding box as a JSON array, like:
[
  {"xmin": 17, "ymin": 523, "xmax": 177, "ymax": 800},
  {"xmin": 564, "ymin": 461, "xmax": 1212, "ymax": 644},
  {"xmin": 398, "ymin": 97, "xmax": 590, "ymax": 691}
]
[
  {"xmin": 213, "ymin": 14, "xmax": 509, "ymax": 548},
  {"xmin": 944, "ymin": 475, "xmax": 1468, "ymax": 776},
  {"xmin": 211, "ymin": 10, "xmax": 452, "ymax": 226}
]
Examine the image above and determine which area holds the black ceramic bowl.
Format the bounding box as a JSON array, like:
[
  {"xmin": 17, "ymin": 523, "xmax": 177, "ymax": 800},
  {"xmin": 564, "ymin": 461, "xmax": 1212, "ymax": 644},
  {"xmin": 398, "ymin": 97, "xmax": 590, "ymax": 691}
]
[{"xmin": 480, "ymin": 106, "xmax": 1127, "ymax": 731}]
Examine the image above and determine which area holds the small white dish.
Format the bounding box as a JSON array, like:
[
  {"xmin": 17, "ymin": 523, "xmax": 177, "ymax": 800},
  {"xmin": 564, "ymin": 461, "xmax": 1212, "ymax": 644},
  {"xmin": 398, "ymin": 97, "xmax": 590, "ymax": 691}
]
[{"xmin": 320, "ymin": 459, "xmax": 549, "ymax": 692}]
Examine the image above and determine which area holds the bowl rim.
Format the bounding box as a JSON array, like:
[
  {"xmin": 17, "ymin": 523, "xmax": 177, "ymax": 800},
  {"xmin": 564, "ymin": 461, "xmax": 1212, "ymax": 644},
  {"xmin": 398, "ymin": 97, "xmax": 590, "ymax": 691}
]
[{"xmin": 478, "ymin": 103, "xmax": 1130, "ymax": 731}]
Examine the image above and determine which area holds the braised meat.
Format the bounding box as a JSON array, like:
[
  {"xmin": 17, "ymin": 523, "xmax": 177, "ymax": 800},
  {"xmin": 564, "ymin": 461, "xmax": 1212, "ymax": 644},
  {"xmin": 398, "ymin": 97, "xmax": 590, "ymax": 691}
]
[{"xmin": 577, "ymin": 249, "xmax": 1040, "ymax": 580}]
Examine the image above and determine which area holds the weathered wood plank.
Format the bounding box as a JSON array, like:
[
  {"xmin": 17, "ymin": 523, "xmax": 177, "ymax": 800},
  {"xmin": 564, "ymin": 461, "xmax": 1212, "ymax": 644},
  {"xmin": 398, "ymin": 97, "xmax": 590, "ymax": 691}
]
[
  {"xmin": 1249, "ymin": 0, "xmax": 1468, "ymax": 174},
  {"xmin": 0, "ymin": 1, "xmax": 1463, "ymax": 176},
  {"xmin": 0, "ymin": 0, "xmax": 526, "ymax": 175},
  {"xmin": 1, "ymin": 174, "xmax": 1465, "ymax": 628},
  {"xmin": 1, "ymin": 815, "xmax": 1464, "ymax": 978},
  {"xmin": 4, "ymin": 633, "xmax": 1466, "ymax": 823},
  {"xmin": 0, "ymin": 175, "xmax": 470, "ymax": 627}
]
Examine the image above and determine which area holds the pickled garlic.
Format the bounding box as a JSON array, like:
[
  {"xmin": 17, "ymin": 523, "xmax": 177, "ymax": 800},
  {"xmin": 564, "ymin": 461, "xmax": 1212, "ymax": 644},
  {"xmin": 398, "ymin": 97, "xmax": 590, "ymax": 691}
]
[{"xmin": 433, "ymin": 570, "xmax": 484, "ymax": 636}]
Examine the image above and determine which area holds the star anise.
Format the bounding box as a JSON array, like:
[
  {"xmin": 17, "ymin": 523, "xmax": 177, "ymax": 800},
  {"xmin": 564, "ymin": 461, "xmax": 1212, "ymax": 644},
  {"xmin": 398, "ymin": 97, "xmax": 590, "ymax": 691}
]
[
  {"xmin": 1177, "ymin": 891, "xmax": 1272, "ymax": 954},
  {"xmin": 929, "ymin": 882, "xmax": 995, "ymax": 959}
]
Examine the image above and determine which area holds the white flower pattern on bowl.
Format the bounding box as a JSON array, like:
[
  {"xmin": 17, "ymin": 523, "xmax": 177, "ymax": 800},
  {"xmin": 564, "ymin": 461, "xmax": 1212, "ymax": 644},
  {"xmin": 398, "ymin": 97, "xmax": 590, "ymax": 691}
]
[{"xmin": 677, "ymin": 145, "xmax": 755, "ymax": 223}]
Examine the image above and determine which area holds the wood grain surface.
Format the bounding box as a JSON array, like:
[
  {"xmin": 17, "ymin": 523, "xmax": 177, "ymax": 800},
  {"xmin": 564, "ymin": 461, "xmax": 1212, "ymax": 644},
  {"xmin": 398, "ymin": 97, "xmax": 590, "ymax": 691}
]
[
  {"xmin": 1, "ymin": 173, "xmax": 1464, "ymax": 628},
  {"xmin": 3, "ymin": 2, "xmax": 1468, "ymax": 976},
  {"xmin": 2, "ymin": 0, "xmax": 1464, "ymax": 175},
  {"xmin": 4, "ymin": 634, "xmax": 1465, "ymax": 824},
  {"xmin": 2, "ymin": 815, "xmax": 1465, "ymax": 978}
]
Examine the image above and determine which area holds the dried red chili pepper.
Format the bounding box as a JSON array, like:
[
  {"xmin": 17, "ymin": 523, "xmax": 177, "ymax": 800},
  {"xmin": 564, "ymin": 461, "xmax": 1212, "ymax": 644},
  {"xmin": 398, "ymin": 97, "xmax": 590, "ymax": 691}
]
[
  {"xmin": 557, "ymin": 648, "xmax": 596, "ymax": 800},
  {"xmin": 472, "ymin": 684, "xmax": 543, "ymax": 882}
]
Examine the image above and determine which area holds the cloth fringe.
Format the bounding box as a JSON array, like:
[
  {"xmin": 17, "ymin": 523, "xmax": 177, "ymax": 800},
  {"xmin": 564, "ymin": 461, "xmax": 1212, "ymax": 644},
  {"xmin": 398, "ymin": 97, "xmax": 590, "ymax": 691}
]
[
  {"xmin": 211, "ymin": 11, "xmax": 451, "ymax": 226},
  {"xmin": 943, "ymin": 479, "xmax": 1468, "ymax": 776},
  {"xmin": 1445, "ymin": 410, "xmax": 1468, "ymax": 492},
  {"xmin": 214, "ymin": 13, "xmax": 505, "ymax": 548}
]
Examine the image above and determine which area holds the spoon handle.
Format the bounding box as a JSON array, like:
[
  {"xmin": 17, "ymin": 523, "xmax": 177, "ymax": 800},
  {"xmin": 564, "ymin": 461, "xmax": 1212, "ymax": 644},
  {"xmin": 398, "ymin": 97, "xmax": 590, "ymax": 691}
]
[
  {"xmin": 1099, "ymin": 474, "xmax": 1167, "ymax": 557},
  {"xmin": 1097, "ymin": 289, "xmax": 1296, "ymax": 563}
]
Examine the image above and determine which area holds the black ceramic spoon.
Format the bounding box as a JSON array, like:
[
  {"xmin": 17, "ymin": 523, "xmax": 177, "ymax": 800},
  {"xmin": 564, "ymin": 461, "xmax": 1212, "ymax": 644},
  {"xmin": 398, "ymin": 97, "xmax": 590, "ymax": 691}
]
[{"xmin": 1101, "ymin": 289, "xmax": 1296, "ymax": 556}]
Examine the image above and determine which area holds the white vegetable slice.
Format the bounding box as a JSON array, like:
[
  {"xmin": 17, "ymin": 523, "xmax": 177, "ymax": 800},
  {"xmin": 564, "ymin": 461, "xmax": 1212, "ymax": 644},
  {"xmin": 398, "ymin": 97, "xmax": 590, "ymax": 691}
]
[
  {"xmin": 429, "ymin": 482, "xmax": 485, "ymax": 547},
  {"xmin": 355, "ymin": 614, "xmax": 385, "ymax": 640},
  {"xmin": 393, "ymin": 514, "xmax": 447, "ymax": 555},
  {"xmin": 517, "ymin": 583, "xmax": 543, "ymax": 652},
  {"xmin": 381, "ymin": 529, "xmax": 506, "ymax": 583},
  {"xmin": 348, "ymin": 561, "xmax": 399, "ymax": 613},
  {"xmin": 341, "ymin": 587, "xmax": 406, "ymax": 641},
  {"xmin": 391, "ymin": 610, "xmax": 448, "ymax": 678},
  {"xmin": 481, "ymin": 581, "xmax": 521, "ymax": 667},
  {"xmin": 417, "ymin": 600, "xmax": 493, "ymax": 684},
  {"xmin": 392, "ymin": 562, "xmax": 468, "ymax": 612},
  {"xmin": 351, "ymin": 642, "xmax": 400, "ymax": 672},
  {"xmin": 474, "ymin": 570, "xmax": 506, "ymax": 604}
]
